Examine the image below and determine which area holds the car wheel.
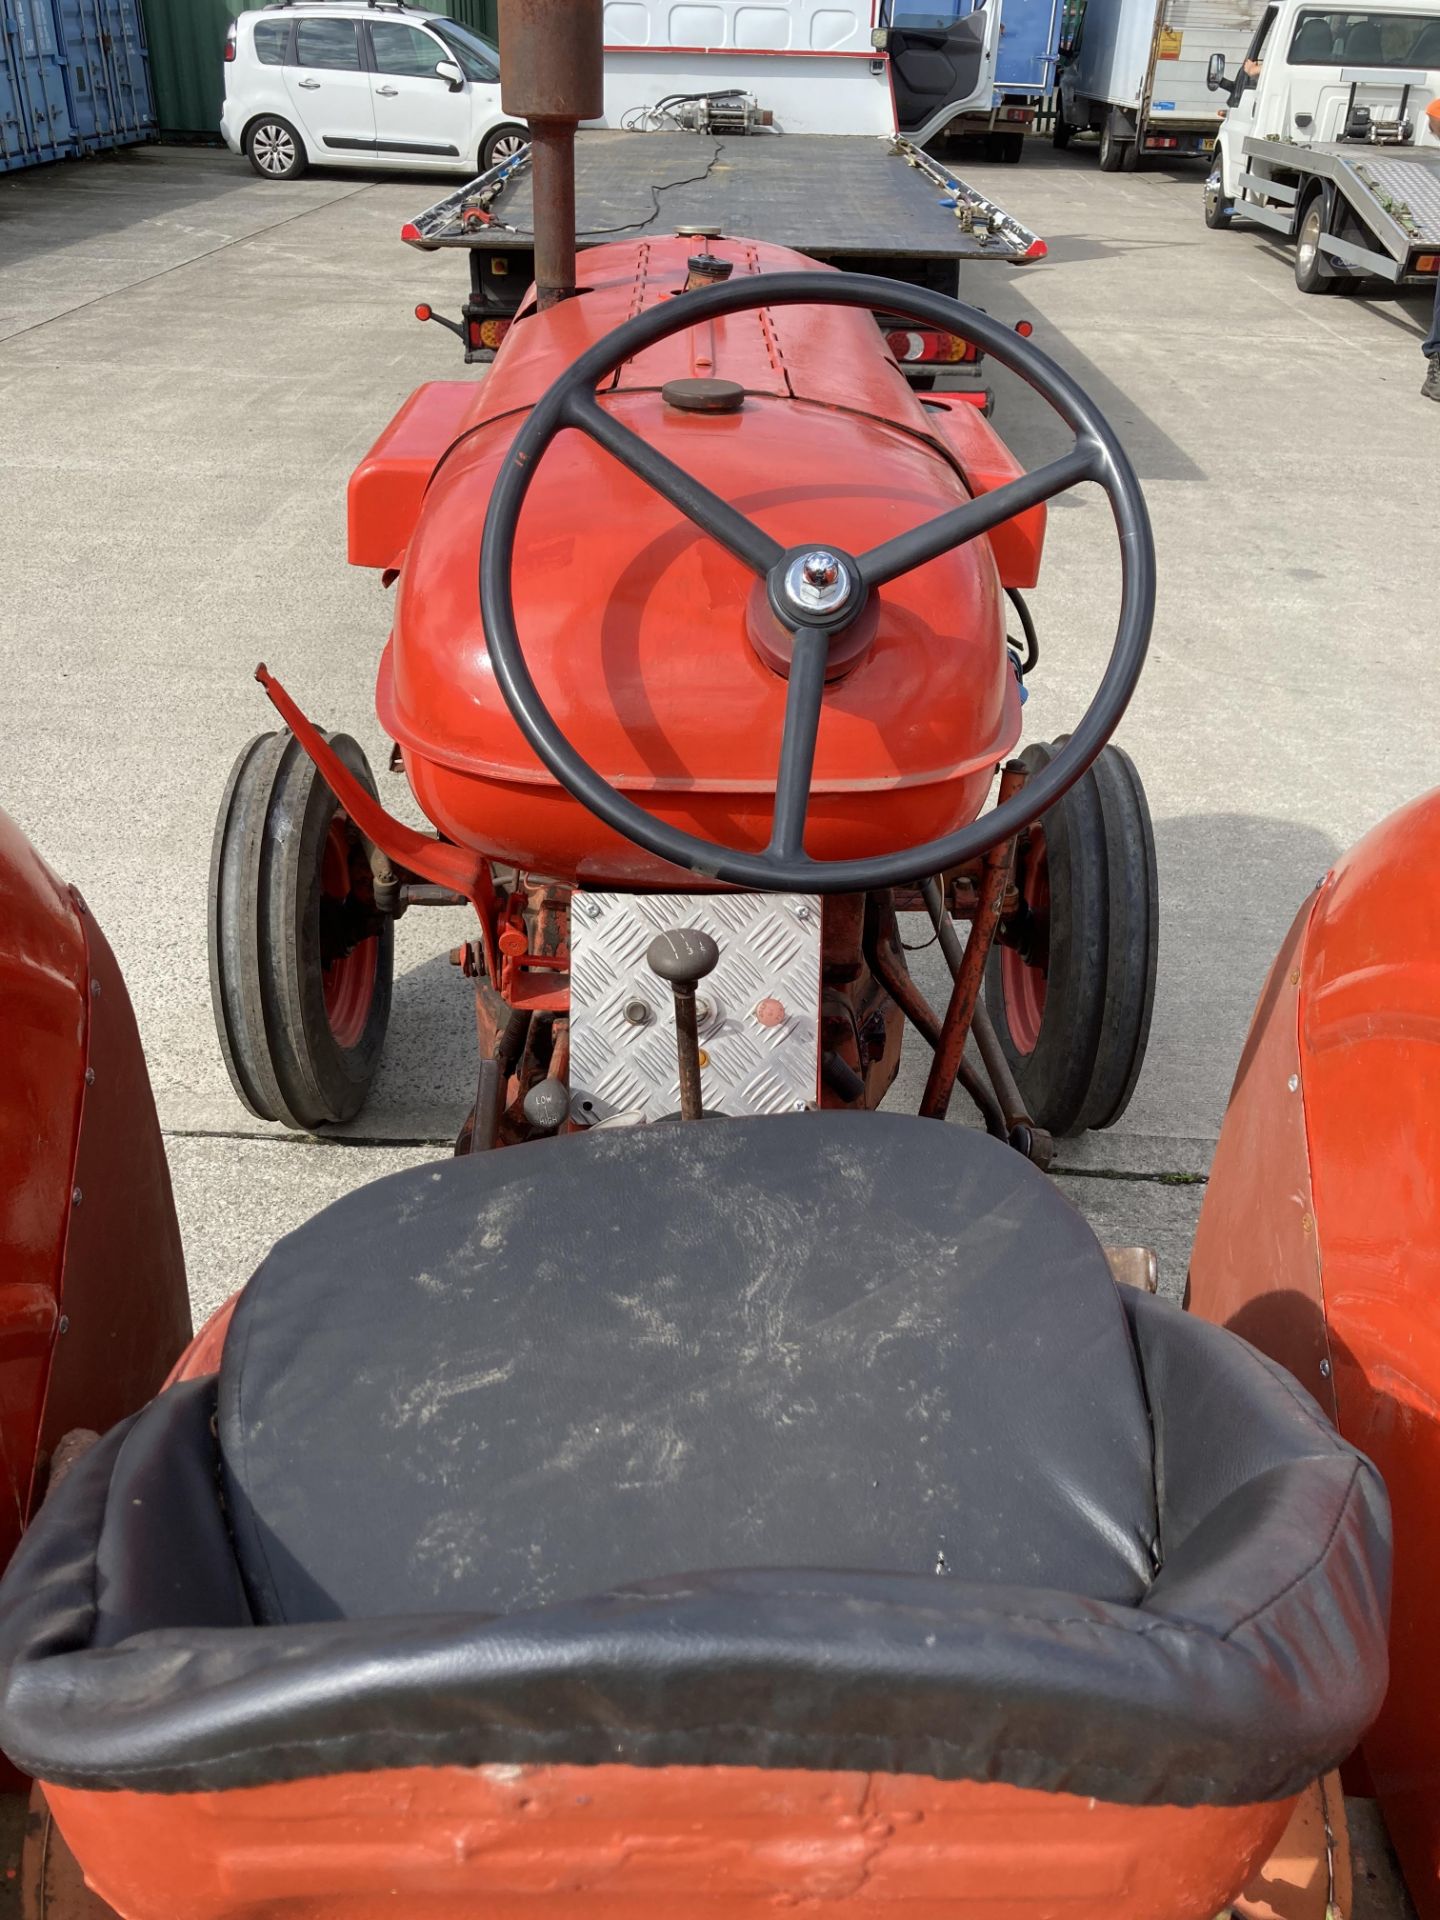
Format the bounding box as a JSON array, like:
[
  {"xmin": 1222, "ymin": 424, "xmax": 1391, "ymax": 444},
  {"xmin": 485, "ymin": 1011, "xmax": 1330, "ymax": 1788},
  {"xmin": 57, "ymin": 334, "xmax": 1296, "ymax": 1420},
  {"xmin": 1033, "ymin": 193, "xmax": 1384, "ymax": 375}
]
[
  {"xmin": 1294, "ymin": 195, "xmax": 1359, "ymax": 295},
  {"xmin": 1098, "ymin": 121, "xmax": 1130, "ymax": 171},
  {"xmin": 481, "ymin": 122, "xmax": 528, "ymax": 172},
  {"xmin": 246, "ymin": 116, "xmax": 307, "ymax": 181}
]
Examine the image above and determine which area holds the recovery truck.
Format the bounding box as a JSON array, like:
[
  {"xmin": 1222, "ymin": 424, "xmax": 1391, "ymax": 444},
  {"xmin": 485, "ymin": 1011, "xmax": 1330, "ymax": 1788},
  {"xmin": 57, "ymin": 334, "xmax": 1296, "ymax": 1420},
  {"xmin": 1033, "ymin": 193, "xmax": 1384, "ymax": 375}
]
[
  {"xmin": 1054, "ymin": 0, "xmax": 1267, "ymax": 168},
  {"xmin": 404, "ymin": 129, "xmax": 1047, "ymax": 395},
  {"xmin": 1203, "ymin": 0, "xmax": 1440, "ymax": 295}
]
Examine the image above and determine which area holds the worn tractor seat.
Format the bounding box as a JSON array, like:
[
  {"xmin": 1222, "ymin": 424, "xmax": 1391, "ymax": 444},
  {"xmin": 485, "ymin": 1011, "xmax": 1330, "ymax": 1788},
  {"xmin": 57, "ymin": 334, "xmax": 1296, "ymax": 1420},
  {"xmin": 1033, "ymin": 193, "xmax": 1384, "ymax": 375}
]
[{"xmin": 0, "ymin": 1114, "xmax": 1389, "ymax": 1807}]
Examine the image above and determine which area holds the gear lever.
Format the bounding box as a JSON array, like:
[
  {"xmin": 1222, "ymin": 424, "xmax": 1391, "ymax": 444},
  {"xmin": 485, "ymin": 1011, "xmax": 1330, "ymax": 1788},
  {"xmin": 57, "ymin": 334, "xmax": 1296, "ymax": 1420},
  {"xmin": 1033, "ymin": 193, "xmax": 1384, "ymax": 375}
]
[{"xmin": 646, "ymin": 928, "xmax": 720, "ymax": 1121}]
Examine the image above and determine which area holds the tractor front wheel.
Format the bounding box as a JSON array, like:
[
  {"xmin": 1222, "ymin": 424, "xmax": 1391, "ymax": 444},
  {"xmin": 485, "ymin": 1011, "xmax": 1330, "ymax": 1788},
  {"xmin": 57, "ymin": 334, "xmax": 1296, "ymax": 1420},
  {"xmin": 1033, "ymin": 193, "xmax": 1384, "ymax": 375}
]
[
  {"xmin": 983, "ymin": 739, "xmax": 1158, "ymax": 1135},
  {"xmin": 209, "ymin": 730, "xmax": 393, "ymax": 1130}
]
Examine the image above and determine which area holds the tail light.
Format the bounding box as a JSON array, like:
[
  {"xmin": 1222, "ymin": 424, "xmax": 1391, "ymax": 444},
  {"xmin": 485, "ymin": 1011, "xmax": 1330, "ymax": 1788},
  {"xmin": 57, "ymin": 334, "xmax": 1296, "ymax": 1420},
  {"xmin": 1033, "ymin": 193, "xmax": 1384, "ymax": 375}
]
[
  {"xmin": 1416, "ymin": 252, "xmax": 1439, "ymax": 273},
  {"xmin": 884, "ymin": 328, "xmax": 978, "ymax": 366},
  {"xmin": 1147, "ymin": 135, "xmax": 1179, "ymax": 148},
  {"xmin": 467, "ymin": 318, "xmax": 511, "ymax": 350},
  {"xmin": 224, "ymin": 21, "xmax": 236, "ymax": 60}
]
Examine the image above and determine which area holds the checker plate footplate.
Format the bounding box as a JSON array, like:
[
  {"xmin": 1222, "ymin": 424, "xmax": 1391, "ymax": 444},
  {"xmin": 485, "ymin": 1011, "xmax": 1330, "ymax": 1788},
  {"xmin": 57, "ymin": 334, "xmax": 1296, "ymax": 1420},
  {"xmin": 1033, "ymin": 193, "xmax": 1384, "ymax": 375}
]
[{"xmin": 568, "ymin": 892, "xmax": 821, "ymax": 1123}]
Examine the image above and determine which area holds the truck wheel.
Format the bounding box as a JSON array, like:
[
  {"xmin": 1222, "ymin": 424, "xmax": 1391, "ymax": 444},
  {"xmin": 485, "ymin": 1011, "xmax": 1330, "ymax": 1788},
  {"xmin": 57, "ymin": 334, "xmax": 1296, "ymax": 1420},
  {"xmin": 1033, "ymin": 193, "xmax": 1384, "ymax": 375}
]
[
  {"xmin": 985, "ymin": 131, "xmax": 1025, "ymax": 163},
  {"xmin": 1294, "ymin": 196, "xmax": 1359, "ymax": 295},
  {"xmin": 983, "ymin": 741, "xmax": 1158, "ymax": 1136},
  {"xmin": 1204, "ymin": 173, "xmax": 1233, "ymax": 229},
  {"xmin": 209, "ymin": 730, "xmax": 394, "ymax": 1130},
  {"xmin": 1051, "ymin": 112, "xmax": 1072, "ymax": 149},
  {"xmin": 1098, "ymin": 122, "xmax": 1131, "ymax": 171}
]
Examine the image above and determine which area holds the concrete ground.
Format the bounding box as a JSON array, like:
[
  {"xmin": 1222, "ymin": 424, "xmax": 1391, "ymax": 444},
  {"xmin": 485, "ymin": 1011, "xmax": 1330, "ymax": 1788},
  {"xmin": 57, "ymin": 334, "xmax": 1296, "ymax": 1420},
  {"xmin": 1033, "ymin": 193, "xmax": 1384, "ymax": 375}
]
[{"xmin": 1, "ymin": 138, "xmax": 1436, "ymax": 1321}]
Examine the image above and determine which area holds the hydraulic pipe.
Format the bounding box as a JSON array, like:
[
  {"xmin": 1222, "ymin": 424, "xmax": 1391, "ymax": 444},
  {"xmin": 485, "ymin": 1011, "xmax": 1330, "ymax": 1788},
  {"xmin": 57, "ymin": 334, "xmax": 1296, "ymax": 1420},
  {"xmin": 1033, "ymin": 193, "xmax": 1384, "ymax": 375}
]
[{"xmin": 919, "ymin": 762, "xmax": 1026, "ymax": 1123}]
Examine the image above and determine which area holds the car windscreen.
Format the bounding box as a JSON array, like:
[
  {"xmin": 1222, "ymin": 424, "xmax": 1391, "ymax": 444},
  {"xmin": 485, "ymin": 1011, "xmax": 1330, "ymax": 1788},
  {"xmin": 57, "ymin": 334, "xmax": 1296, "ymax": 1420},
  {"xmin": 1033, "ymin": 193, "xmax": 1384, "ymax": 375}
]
[
  {"xmin": 430, "ymin": 19, "xmax": 499, "ymax": 81},
  {"xmin": 1286, "ymin": 8, "xmax": 1440, "ymax": 64}
]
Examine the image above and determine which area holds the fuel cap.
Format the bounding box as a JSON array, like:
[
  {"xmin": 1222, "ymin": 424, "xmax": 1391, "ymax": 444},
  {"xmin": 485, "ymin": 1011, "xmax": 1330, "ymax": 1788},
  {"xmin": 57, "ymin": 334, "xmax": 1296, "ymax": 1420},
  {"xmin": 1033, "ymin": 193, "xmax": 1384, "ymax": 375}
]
[{"xmin": 661, "ymin": 377, "xmax": 746, "ymax": 414}]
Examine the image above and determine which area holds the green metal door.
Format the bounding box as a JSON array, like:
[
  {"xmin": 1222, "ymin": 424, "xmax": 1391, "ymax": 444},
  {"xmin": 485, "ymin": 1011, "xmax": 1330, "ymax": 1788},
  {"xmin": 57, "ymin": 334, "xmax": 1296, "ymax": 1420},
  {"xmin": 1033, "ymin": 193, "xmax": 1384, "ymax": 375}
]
[
  {"xmin": 436, "ymin": 0, "xmax": 498, "ymax": 42},
  {"xmin": 138, "ymin": 0, "xmax": 229, "ymax": 137}
]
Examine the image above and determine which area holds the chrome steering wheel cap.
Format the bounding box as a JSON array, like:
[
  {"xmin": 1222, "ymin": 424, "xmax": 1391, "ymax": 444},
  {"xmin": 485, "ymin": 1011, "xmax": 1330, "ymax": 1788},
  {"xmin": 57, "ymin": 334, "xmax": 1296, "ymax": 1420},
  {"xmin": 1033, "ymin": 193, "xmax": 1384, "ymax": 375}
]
[{"xmin": 768, "ymin": 543, "xmax": 864, "ymax": 634}]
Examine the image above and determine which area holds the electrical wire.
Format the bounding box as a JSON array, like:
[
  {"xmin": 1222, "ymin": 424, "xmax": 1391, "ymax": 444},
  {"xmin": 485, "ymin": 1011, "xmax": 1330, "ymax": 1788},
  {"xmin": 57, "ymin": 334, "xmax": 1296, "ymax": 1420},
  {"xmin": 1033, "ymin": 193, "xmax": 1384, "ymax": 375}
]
[
  {"xmin": 1005, "ymin": 585, "xmax": 1039, "ymax": 676},
  {"xmin": 491, "ymin": 141, "xmax": 728, "ymax": 240}
]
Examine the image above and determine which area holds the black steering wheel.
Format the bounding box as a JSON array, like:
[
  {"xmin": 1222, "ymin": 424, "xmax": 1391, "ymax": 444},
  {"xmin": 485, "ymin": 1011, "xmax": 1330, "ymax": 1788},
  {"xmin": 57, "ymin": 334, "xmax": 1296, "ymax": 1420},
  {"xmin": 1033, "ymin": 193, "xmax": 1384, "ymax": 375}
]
[{"xmin": 479, "ymin": 272, "xmax": 1154, "ymax": 893}]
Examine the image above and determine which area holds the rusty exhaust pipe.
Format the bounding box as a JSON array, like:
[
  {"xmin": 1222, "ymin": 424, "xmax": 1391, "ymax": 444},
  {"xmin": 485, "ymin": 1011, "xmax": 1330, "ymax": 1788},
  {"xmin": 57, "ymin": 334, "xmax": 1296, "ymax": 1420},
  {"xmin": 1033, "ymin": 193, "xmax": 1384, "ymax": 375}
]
[{"xmin": 499, "ymin": 0, "xmax": 604, "ymax": 310}]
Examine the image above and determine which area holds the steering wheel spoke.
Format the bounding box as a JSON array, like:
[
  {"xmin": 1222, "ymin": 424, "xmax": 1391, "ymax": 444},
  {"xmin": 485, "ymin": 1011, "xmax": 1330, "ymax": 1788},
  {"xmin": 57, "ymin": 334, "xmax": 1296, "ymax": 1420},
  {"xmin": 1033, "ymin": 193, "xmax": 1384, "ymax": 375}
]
[
  {"xmin": 767, "ymin": 626, "xmax": 829, "ymax": 863},
  {"xmin": 564, "ymin": 389, "xmax": 784, "ymax": 579},
  {"xmin": 857, "ymin": 439, "xmax": 1104, "ymax": 592}
]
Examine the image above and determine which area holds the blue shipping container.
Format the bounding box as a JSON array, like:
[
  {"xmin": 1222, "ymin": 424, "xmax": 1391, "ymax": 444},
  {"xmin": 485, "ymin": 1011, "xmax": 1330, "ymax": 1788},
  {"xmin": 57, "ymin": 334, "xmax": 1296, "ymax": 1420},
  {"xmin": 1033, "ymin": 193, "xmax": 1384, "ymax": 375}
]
[
  {"xmin": 0, "ymin": 0, "xmax": 152, "ymax": 172},
  {"xmin": 893, "ymin": 0, "xmax": 1062, "ymax": 98},
  {"xmin": 54, "ymin": 0, "xmax": 154, "ymax": 149}
]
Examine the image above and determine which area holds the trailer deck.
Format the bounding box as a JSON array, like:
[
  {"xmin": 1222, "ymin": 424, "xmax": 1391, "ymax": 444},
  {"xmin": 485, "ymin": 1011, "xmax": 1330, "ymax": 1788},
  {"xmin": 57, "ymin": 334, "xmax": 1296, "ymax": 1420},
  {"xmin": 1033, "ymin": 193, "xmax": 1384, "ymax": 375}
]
[
  {"xmin": 1240, "ymin": 135, "xmax": 1440, "ymax": 278},
  {"xmin": 402, "ymin": 130, "xmax": 1047, "ymax": 264}
]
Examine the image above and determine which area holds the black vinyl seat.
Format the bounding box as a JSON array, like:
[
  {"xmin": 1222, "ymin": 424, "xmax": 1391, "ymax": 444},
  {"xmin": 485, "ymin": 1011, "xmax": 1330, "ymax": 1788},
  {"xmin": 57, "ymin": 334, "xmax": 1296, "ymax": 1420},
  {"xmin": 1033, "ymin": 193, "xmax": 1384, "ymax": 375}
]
[{"xmin": 0, "ymin": 1115, "xmax": 1390, "ymax": 1806}]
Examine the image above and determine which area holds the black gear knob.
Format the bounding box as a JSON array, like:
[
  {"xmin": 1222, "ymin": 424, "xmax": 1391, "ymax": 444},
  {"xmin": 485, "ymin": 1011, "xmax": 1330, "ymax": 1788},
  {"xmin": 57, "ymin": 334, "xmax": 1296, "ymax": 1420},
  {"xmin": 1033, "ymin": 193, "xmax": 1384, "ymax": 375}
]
[
  {"xmin": 522, "ymin": 1077, "xmax": 570, "ymax": 1138},
  {"xmin": 646, "ymin": 928, "xmax": 719, "ymax": 1121},
  {"xmin": 646, "ymin": 927, "xmax": 720, "ymax": 988}
]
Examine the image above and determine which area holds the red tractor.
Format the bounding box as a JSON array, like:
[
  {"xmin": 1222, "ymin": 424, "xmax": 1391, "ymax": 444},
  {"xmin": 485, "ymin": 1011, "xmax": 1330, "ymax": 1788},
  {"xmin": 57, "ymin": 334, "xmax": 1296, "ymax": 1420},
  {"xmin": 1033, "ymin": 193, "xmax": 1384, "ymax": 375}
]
[
  {"xmin": 0, "ymin": 6, "xmax": 1422, "ymax": 1918},
  {"xmin": 203, "ymin": 8, "xmax": 1158, "ymax": 1160}
]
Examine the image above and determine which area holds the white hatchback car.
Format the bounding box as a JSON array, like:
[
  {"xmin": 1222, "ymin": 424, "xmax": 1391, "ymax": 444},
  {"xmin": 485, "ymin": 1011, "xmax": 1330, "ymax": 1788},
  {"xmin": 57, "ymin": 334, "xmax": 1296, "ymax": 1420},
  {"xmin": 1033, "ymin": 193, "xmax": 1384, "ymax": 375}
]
[{"xmin": 221, "ymin": 2, "xmax": 527, "ymax": 180}]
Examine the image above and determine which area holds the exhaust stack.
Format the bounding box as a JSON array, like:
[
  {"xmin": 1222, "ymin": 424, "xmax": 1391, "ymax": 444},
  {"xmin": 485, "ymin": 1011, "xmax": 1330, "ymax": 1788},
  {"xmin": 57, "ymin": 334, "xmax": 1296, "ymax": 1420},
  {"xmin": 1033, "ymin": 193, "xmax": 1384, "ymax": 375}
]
[{"xmin": 499, "ymin": 0, "xmax": 604, "ymax": 310}]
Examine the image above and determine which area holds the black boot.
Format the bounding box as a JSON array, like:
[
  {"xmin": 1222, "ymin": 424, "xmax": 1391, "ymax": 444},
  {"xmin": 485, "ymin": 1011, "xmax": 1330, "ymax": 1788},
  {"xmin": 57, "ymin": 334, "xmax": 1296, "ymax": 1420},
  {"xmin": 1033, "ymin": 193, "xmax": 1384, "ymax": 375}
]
[{"xmin": 1424, "ymin": 355, "xmax": 1440, "ymax": 402}]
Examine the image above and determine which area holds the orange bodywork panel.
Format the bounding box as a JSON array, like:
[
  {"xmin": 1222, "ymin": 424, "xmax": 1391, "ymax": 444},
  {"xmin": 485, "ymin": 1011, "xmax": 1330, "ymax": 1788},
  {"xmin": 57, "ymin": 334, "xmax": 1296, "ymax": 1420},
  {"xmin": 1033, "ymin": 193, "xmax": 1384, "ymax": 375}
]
[
  {"xmin": 921, "ymin": 394, "xmax": 1046, "ymax": 589},
  {"xmin": 1190, "ymin": 786, "xmax": 1440, "ymax": 1920},
  {"xmin": 0, "ymin": 813, "xmax": 189, "ymax": 1584},
  {"xmin": 44, "ymin": 1765, "xmax": 1292, "ymax": 1920},
  {"xmin": 348, "ymin": 380, "xmax": 482, "ymax": 572}
]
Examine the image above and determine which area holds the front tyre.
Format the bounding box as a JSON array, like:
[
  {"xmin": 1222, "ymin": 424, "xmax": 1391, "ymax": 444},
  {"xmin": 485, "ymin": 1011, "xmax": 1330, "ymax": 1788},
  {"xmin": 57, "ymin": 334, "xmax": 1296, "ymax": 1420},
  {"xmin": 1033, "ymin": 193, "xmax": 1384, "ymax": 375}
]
[
  {"xmin": 246, "ymin": 116, "xmax": 307, "ymax": 181},
  {"xmin": 1204, "ymin": 169, "xmax": 1234, "ymax": 229},
  {"xmin": 209, "ymin": 730, "xmax": 393, "ymax": 1129},
  {"xmin": 983, "ymin": 740, "xmax": 1158, "ymax": 1135}
]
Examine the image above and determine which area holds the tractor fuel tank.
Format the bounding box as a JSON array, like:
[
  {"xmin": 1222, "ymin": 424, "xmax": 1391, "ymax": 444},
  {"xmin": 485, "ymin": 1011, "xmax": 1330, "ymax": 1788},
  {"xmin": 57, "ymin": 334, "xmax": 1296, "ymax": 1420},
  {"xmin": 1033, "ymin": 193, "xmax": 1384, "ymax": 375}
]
[{"xmin": 352, "ymin": 237, "xmax": 1043, "ymax": 887}]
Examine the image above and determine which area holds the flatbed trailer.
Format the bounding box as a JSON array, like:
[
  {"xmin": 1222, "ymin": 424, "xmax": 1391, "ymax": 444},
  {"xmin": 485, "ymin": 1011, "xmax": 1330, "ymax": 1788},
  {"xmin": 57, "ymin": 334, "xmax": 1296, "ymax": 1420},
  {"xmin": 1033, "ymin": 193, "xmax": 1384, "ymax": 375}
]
[
  {"xmin": 1237, "ymin": 135, "xmax": 1440, "ymax": 285},
  {"xmin": 402, "ymin": 129, "xmax": 1047, "ymax": 384}
]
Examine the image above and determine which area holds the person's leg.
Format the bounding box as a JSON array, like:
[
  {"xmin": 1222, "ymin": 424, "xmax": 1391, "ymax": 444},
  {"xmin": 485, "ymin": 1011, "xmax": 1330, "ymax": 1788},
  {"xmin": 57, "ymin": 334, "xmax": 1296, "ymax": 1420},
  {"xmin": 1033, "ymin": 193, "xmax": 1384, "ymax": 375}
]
[
  {"xmin": 1426, "ymin": 273, "xmax": 1440, "ymax": 357},
  {"xmin": 1423, "ymin": 274, "xmax": 1440, "ymax": 400}
]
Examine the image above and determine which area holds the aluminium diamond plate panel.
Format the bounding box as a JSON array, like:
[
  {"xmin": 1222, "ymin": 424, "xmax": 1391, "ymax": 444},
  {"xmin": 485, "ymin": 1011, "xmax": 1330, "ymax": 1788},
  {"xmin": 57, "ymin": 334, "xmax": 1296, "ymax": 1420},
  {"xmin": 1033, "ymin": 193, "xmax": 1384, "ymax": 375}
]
[
  {"xmin": 569, "ymin": 892, "xmax": 822, "ymax": 1124},
  {"xmin": 1351, "ymin": 154, "xmax": 1440, "ymax": 246}
]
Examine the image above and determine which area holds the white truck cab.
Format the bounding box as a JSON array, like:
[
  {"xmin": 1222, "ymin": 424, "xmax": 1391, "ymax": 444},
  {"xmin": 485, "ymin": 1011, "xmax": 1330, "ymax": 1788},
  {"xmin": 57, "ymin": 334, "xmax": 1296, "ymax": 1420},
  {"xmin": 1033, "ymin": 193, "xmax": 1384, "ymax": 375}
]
[{"xmin": 1206, "ymin": 0, "xmax": 1440, "ymax": 291}]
